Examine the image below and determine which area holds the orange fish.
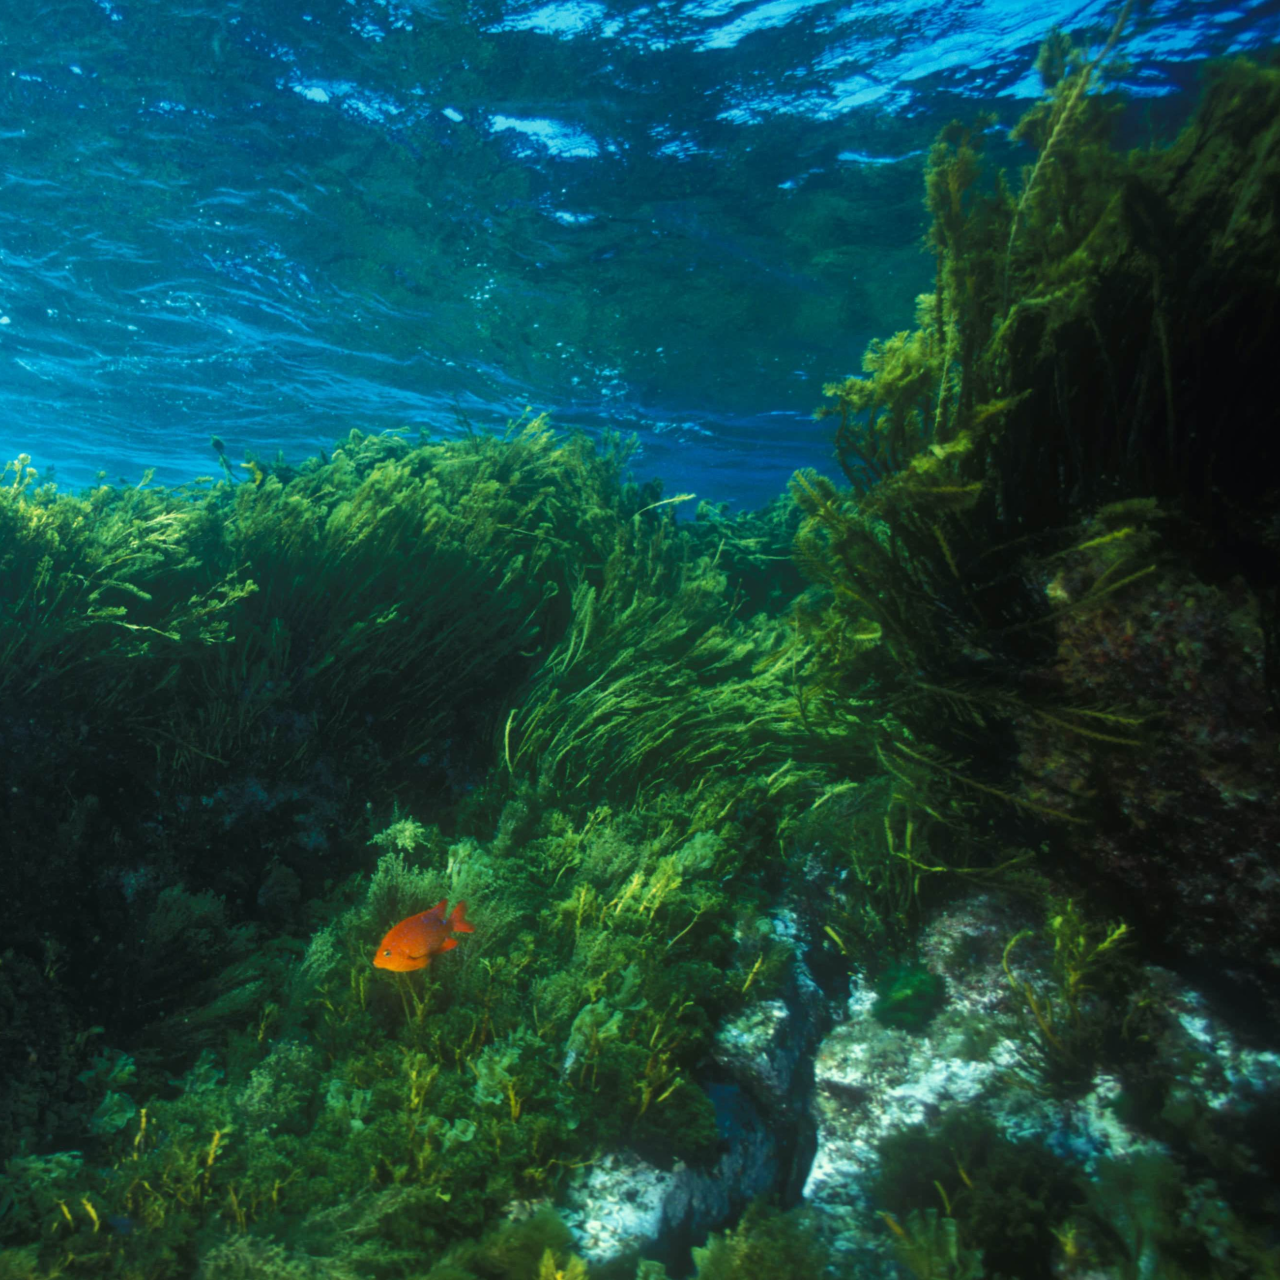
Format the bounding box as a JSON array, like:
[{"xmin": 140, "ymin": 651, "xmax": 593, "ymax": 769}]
[{"xmin": 373, "ymin": 900, "xmax": 474, "ymax": 972}]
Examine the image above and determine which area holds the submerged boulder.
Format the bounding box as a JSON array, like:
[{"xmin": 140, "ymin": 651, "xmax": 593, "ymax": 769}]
[{"xmin": 804, "ymin": 892, "xmax": 1280, "ymax": 1278}]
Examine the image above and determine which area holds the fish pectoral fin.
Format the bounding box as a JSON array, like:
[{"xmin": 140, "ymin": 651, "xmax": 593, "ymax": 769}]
[{"xmin": 438, "ymin": 938, "xmax": 458, "ymax": 952}]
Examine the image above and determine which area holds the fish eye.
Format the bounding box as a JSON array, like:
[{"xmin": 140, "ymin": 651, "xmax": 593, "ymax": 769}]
[{"xmin": 383, "ymin": 949, "xmax": 392, "ymax": 956}]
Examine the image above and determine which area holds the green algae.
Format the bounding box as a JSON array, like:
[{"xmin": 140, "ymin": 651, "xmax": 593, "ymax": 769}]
[
  {"xmin": 881, "ymin": 1208, "xmax": 984, "ymax": 1280},
  {"xmin": 875, "ymin": 1108, "xmax": 1085, "ymax": 1280},
  {"xmin": 871, "ymin": 961, "xmax": 946, "ymax": 1033},
  {"xmin": 0, "ymin": 418, "xmax": 791, "ymax": 1277},
  {"xmin": 684, "ymin": 1202, "xmax": 832, "ymax": 1280},
  {"xmin": 0, "ymin": 800, "xmax": 753, "ymax": 1276},
  {"xmin": 1001, "ymin": 898, "xmax": 1143, "ymax": 1096},
  {"xmin": 787, "ymin": 50, "xmax": 1280, "ymax": 949}
]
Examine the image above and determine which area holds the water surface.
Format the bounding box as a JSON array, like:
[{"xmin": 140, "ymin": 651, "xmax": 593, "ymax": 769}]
[{"xmin": 0, "ymin": 0, "xmax": 1275, "ymax": 505}]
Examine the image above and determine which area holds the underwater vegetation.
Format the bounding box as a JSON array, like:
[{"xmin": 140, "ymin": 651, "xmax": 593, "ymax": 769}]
[
  {"xmin": 1, "ymin": 22, "xmax": 1279, "ymax": 1280},
  {"xmin": 0, "ymin": 803, "xmax": 766, "ymax": 1277},
  {"xmin": 790, "ymin": 45, "xmax": 1280, "ymax": 1003},
  {"xmin": 1000, "ymin": 897, "xmax": 1137, "ymax": 1095},
  {"xmin": 870, "ymin": 962, "xmax": 947, "ymax": 1034},
  {"xmin": 872, "ymin": 1103, "xmax": 1280, "ymax": 1280},
  {"xmin": 876, "ymin": 1108, "xmax": 1083, "ymax": 1280},
  {"xmin": 0, "ymin": 419, "xmax": 810, "ymax": 1275},
  {"xmin": 679, "ymin": 1202, "xmax": 833, "ymax": 1279}
]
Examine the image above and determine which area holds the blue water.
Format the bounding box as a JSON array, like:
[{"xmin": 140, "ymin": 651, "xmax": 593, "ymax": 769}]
[{"xmin": 1, "ymin": 0, "xmax": 1277, "ymax": 509}]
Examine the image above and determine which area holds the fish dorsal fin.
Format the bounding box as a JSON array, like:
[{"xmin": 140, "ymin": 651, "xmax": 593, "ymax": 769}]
[{"xmin": 428, "ymin": 899, "xmax": 448, "ymax": 918}]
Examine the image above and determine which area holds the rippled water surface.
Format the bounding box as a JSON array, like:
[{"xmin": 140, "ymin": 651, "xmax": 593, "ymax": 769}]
[{"xmin": 1, "ymin": 0, "xmax": 1276, "ymax": 505}]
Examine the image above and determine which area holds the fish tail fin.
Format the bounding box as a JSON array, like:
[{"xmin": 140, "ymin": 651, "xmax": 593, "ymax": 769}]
[{"xmin": 448, "ymin": 900, "xmax": 475, "ymax": 933}]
